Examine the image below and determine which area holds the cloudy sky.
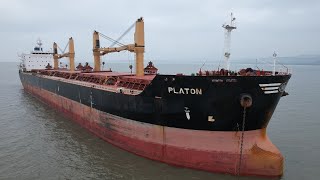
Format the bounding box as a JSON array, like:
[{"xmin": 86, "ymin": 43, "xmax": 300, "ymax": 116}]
[{"xmin": 0, "ymin": 0, "xmax": 319, "ymax": 63}]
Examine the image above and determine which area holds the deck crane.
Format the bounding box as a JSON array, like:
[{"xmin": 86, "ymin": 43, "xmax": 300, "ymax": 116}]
[
  {"xmin": 53, "ymin": 37, "xmax": 75, "ymax": 71},
  {"xmin": 93, "ymin": 17, "xmax": 145, "ymax": 76}
]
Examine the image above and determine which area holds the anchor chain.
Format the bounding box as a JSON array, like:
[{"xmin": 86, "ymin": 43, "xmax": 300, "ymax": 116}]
[
  {"xmin": 238, "ymin": 107, "xmax": 246, "ymax": 176},
  {"xmin": 237, "ymin": 94, "xmax": 252, "ymax": 176}
]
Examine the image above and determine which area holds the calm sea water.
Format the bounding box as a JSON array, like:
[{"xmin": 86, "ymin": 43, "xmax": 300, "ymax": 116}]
[{"xmin": 0, "ymin": 62, "xmax": 319, "ymax": 180}]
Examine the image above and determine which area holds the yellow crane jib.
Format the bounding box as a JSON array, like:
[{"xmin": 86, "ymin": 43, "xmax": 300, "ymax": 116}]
[
  {"xmin": 53, "ymin": 37, "xmax": 75, "ymax": 71},
  {"xmin": 93, "ymin": 17, "xmax": 145, "ymax": 76}
]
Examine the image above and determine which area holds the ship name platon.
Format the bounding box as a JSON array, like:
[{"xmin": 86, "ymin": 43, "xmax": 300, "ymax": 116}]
[{"xmin": 168, "ymin": 87, "xmax": 202, "ymax": 95}]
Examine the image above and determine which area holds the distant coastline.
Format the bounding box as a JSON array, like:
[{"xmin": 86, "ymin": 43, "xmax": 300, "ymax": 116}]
[
  {"xmin": 2, "ymin": 54, "xmax": 320, "ymax": 65},
  {"xmin": 257, "ymin": 55, "xmax": 320, "ymax": 65}
]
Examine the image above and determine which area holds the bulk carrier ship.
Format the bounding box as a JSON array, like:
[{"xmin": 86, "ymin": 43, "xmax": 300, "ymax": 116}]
[{"xmin": 19, "ymin": 15, "xmax": 291, "ymax": 177}]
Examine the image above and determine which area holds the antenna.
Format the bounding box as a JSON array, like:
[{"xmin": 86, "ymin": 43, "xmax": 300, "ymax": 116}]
[
  {"xmin": 37, "ymin": 38, "xmax": 43, "ymax": 48},
  {"xmin": 273, "ymin": 51, "xmax": 277, "ymax": 75},
  {"xmin": 222, "ymin": 13, "xmax": 237, "ymax": 71},
  {"xmin": 256, "ymin": 59, "xmax": 260, "ymax": 70},
  {"xmin": 200, "ymin": 59, "xmax": 207, "ymax": 70},
  {"xmin": 199, "ymin": 59, "xmax": 207, "ymax": 74}
]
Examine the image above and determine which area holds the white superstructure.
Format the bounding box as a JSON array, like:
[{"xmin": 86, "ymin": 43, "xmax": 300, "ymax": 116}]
[{"xmin": 19, "ymin": 39, "xmax": 53, "ymax": 71}]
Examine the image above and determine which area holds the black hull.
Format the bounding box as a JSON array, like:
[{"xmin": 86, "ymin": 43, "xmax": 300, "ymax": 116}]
[{"xmin": 19, "ymin": 71, "xmax": 291, "ymax": 131}]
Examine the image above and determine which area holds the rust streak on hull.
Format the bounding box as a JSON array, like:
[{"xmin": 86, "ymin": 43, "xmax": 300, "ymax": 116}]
[{"xmin": 22, "ymin": 83, "xmax": 284, "ymax": 177}]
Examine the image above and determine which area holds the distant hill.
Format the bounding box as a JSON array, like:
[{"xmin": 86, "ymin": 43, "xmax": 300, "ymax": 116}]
[
  {"xmin": 275, "ymin": 55, "xmax": 320, "ymax": 65},
  {"xmin": 2, "ymin": 54, "xmax": 319, "ymax": 65},
  {"xmin": 233, "ymin": 55, "xmax": 320, "ymax": 66}
]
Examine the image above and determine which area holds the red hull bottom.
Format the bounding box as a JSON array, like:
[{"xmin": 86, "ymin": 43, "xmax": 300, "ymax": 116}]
[{"xmin": 23, "ymin": 83, "xmax": 284, "ymax": 177}]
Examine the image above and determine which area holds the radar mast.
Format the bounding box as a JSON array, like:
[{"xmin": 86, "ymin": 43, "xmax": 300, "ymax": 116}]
[
  {"xmin": 36, "ymin": 39, "xmax": 43, "ymax": 51},
  {"xmin": 273, "ymin": 51, "xmax": 277, "ymax": 76},
  {"xmin": 222, "ymin": 13, "xmax": 236, "ymax": 70}
]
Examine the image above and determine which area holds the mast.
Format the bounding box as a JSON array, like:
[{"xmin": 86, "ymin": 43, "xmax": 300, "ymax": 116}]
[
  {"xmin": 37, "ymin": 39, "xmax": 43, "ymax": 51},
  {"xmin": 93, "ymin": 31, "xmax": 101, "ymax": 71},
  {"xmin": 222, "ymin": 13, "xmax": 237, "ymax": 71},
  {"xmin": 134, "ymin": 17, "xmax": 145, "ymax": 77},
  {"xmin": 68, "ymin": 37, "xmax": 75, "ymax": 71},
  {"xmin": 273, "ymin": 52, "xmax": 277, "ymax": 76},
  {"xmin": 53, "ymin": 42, "xmax": 59, "ymax": 69}
]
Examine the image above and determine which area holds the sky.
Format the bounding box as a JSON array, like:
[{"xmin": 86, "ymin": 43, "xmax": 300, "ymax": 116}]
[{"xmin": 0, "ymin": 0, "xmax": 319, "ymax": 63}]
